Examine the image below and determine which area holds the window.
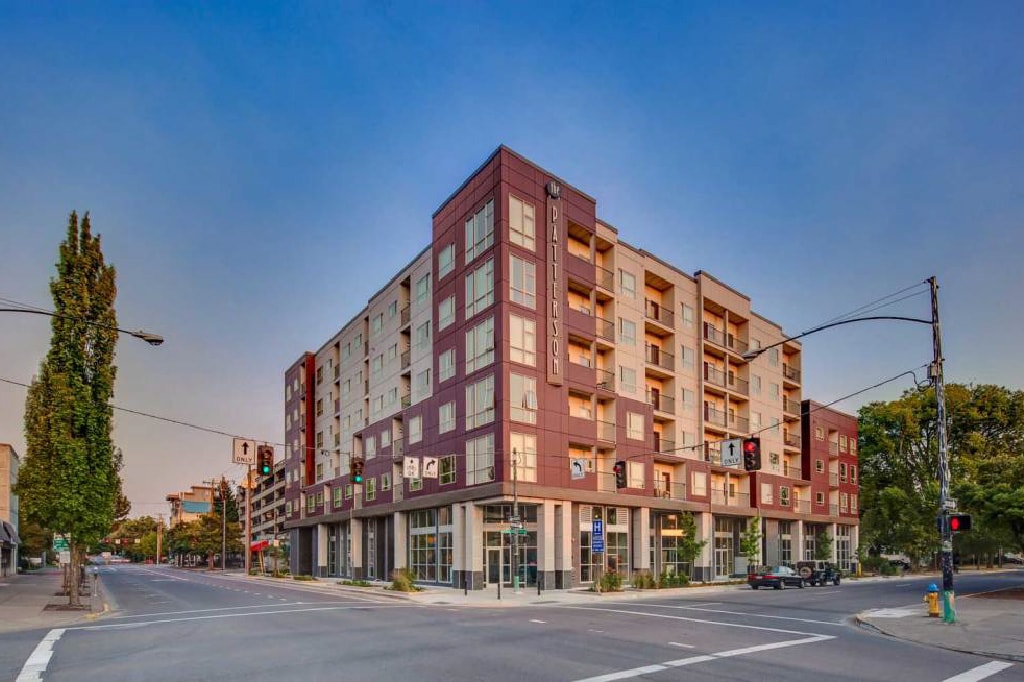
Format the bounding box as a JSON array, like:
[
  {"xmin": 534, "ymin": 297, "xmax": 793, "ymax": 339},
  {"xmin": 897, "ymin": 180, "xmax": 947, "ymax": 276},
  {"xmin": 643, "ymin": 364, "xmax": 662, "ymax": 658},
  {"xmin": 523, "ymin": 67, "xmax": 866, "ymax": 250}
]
[
  {"xmin": 751, "ymin": 374, "xmax": 761, "ymax": 395},
  {"xmin": 768, "ymin": 347, "xmax": 780, "ymax": 367},
  {"xmin": 316, "ymin": 398, "xmax": 323, "ymax": 416},
  {"xmin": 345, "ymin": 484, "xmax": 353, "ymax": 499},
  {"xmin": 839, "ymin": 462, "xmax": 847, "ymax": 482},
  {"xmin": 372, "ymin": 313, "xmax": 384, "ymax": 337},
  {"xmin": 618, "ymin": 318, "xmax": 636, "ymax": 345},
  {"xmin": 381, "ymin": 430, "xmax": 391, "ymax": 447},
  {"xmin": 440, "ymin": 455, "xmax": 457, "ymax": 485},
  {"xmin": 510, "ymin": 255, "xmax": 536, "ymax": 309},
  {"xmin": 851, "ymin": 494, "xmax": 858, "ymax": 511},
  {"xmin": 415, "ymin": 273, "xmax": 431, "ymax": 307},
  {"xmin": 365, "ymin": 477, "xmax": 376, "ymax": 502},
  {"xmin": 465, "ymin": 374, "xmax": 495, "ymax": 430},
  {"xmin": 465, "ymin": 316, "xmax": 494, "ymax": 373},
  {"xmin": 839, "ymin": 435, "xmax": 848, "ymax": 452},
  {"xmin": 439, "ymin": 401, "xmax": 456, "ymax": 434},
  {"xmin": 770, "ymin": 383, "xmax": 780, "ymax": 400},
  {"xmin": 333, "ymin": 487, "xmax": 342, "ymax": 507},
  {"xmin": 815, "ymin": 426, "xmax": 825, "ymax": 440},
  {"xmin": 751, "ymin": 411, "xmax": 762, "ymax": 430},
  {"xmin": 680, "ymin": 345, "xmax": 695, "ymax": 370},
  {"xmin": 619, "ymin": 366, "xmax": 637, "ymax": 394},
  {"xmin": 779, "ymin": 486, "xmax": 791, "ymax": 506},
  {"xmin": 316, "ymin": 431, "xmax": 324, "ymax": 448},
  {"xmin": 816, "ymin": 491, "xmax": 825, "ymax": 506},
  {"xmin": 467, "ymin": 433, "xmax": 495, "ymax": 485},
  {"xmin": 465, "ymin": 258, "xmax": 494, "ymax": 318},
  {"xmin": 316, "ymin": 462, "xmax": 324, "ymax": 482},
  {"xmin": 851, "ymin": 465, "xmax": 857, "ymax": 483},
  {"xmin": 510, "ymin": 373, "xmax": 538, "ymax": 424},
  {"xmin": 681, "ymin": 388, "xmax": 695, "ymax": 413},
  {"xmin": 316, "ymin": 366, "xmax": 323, "ymax": 385},
  {"xmin": 627, "ymin": 412, "xmax": 644, "ymax": 440},
  {"xmin": 628, "ymin": 461, "xmax": 645, "ymax": 488},
  {"xmin": 438, "ymin": 295, "xmax": 455, "ymax": 331},
  {"xmin": 365, "ymin": 435, "xmax": 376, "ymax": 458},
  {"xmin": 850, "ymin": 439, "xmax": 857, "ymax": 455},
  {"xmin": 619, "ymin": 270, "xmax": 636, "ymax": 299},
  {"xmin": 509, "ymin": 195, "xmax": 535, "ymax": 250},
  {"xmin": 815, "ymin": 459, "xmax": 824, "ymax": 473},
  {"xmin": 465, "ymin": 199, "xmax": 494, "ymax": 264},
  {"xmin": 387, "ymin": 343, "xmax": 398, "ymax": 362},
  {"xmin": 416, "ymin": 321, "xmax": 431, "ymax": 349},
  {"xmin": 388, "ymin": 300, "xmax": 398, "ymax": 318},
  {"xmin": 342, "ymin": 343, "xmax": 351, "ymax": 362},
  {"xmin": 409, "ymin": 415, "xmax": 423, "ymax": 444},
  {"xmin": 692, "ymin": 471, "xmax": 707, "ymax": 496},
  {"xmin": 372, "ymin": 355, "xmax": 383, "ymax": 375},
  {"xmin": 409, "ymin": 476, "xmax": 423, "ymax": 491},
  {"xmin": 381, "ymin": 471, "xmax": 391, "ymax": 491},
  {"xmin": 761, "ymin": 483, "xmax": 774, "ymax": 505},
  {"xmin": 438, "ymin": 348, "xmax": 455, "ymax": 383},
  {"xmin": 509, "ymin": 433, "xmax": 537, "ymax": 483},
  {"xmin": 509, "ymin": 314, "xmax": 536, "ymax": 366},
  {"xmin": 681, "ymin": 304, "xmax": 694, "ymax": 328},
  {"xmin": 438, "ymin": 242, "xmax": 455, "ymax": 279},
  {"xmin": 416, "ymin": 368, "xmax": 431, "ymax": 396}
]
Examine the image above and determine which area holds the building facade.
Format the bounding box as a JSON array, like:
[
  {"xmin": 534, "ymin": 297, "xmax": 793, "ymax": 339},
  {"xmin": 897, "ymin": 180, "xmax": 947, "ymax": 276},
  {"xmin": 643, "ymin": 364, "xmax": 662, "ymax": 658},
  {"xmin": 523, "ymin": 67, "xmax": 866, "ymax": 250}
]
[
  {"xmin": 284, "ymin": 146, "xmax": 859, "ymax": 587},
  {"xmin": 0, "ymin": 444, "xmax": 20, "ymax": 576},
  {"xmin": 165, "ymin": 485, "xmax": 215, "ymax": 528}
]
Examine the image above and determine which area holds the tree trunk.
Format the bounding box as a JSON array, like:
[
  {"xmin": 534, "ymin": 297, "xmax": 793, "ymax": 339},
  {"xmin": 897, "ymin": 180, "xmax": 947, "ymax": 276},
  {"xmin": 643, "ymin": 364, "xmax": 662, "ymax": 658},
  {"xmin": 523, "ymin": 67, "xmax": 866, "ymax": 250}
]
[{"xmin": 67, "ymin": 543, "xmax": 81, "ymax": 607}]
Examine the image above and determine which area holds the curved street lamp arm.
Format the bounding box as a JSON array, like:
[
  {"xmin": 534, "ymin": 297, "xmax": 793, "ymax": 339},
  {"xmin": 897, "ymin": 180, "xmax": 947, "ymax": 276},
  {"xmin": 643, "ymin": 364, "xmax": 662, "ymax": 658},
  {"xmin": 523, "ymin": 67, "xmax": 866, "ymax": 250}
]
[
  {"xmin": 742, "ymin": 314, "xmax": 931, "ymax": 360},
  {"xmin": 0, "ymin": 307, "xmax": 164, "ymax": 346}
]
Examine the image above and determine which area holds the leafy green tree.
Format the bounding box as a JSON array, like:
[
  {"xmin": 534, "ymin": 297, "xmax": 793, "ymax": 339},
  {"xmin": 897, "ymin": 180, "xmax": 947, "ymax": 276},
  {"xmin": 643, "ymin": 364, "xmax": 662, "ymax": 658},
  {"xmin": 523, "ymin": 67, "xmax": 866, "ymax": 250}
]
[
  {"xmin": 677, "ymin": 512, "xmax": 706, "ymax": 578},
  {"xmin": 814, "ymin": 530, "xmax": 834, "ymax": 561},
  {"xmin": 16, "ymin": 212, "xmax": 120, "ymax": 605},
  {"xmin": 739, "ymin": 517, "xmax": 762, "ymax": 567}
]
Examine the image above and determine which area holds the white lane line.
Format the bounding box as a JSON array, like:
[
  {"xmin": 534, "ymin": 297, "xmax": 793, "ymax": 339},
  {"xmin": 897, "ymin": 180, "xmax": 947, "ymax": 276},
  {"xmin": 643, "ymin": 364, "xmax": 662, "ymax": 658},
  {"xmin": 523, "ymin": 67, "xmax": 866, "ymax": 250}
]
[
  {"xmin": 16, "ymin": 628, "xmax": 65, "ymax": 682},
  {"xmin": 645, "ymin": 603, "xmax": 845, "ymax": 626},
  {"xmin": 530, "ymin": 619, "xmax": 546, "ymax": 624},
  {"xmin": 563, "ymin": 606, "xmax": 824, "ymax": 637},
  {"xmin": 570, "ymin": 634, "xmax": 833, "ymax": 682},
  {"xmin": 668, "ymin": 641, "xmax": 694, "ymax": 648},
  {"xmin": 942, "ymin": 661, "xmax": 1014, "ymax": 682},
  {"xmin": 102, "ymin": 600, "xmax": 373, "ymax": 620},
  {"xmin": 68, "ymin": 603, "xmax": 420, "ymax": 631}
]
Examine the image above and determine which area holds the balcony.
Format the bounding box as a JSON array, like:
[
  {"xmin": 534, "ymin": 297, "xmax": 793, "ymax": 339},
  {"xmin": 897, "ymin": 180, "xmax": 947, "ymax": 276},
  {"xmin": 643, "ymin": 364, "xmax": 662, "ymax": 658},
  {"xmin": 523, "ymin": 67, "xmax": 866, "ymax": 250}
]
[
  {"xmin": 830, "ymin": 504, "xmax": 839, "ymax": 516},
  {"xmin": 334, "ymin": 398, "xmax": 340, "ymax": 414},
  {"xmin": 711, "ymin": 489, "xmax": 750, "ymax": 508},
  {"xmin": 829, "ymin": 441, "xmax": 839, "ymax": 457},
  {"xmin": 596, "ymin": 316, "xmax": 615, "ymax": 343},
  {"xmin": 400, "ymin": 306, "xmax": 411, "ymax": 326},
  {"xmin": 644, "ymin": 299, "xmax": 675, "ymax": 329},
  {"xmin": 333, "ymin": 365, "xmax": 340, "ymax": 381},
  {"xmin": 704, "ymin": 405, "xmax": 728, "ymax": 429},
  {"xmin": 793, "ymin": 499, "xmax": 811, "ymax": 514},
  {"xmin": 653, "ymin": 435, "xmax": 676, "ymax": 455},
  {"xmin": 784, "ymin": 432, "xmax": 801, "ymax": 449},
  {"xmin": 401, "ymin": 394, "xmax": 412, "ymax": 409},
  {"xmin": 393, "ymin": 438, "xmax": 405, "ymax": 458},
  {"xmin": 597, "ymin": 419, "xmax": 616, "ymax": 441},
  {"xmin": 728, "ymin": 413, "xmax": 749, "ymax": 433},
  {"xmin": 653, "ymin": 481, "xmax": 686, "ymax": 501},
  {"xmin": 704, "ymin": 363, "xmax": 727, "ymax": 389},
  {"xmin": 783, "ymin": 364, "xmax": 801, "ymax": 384},
  {"xmin": 783, "ymin": 397, "xmax": 801, "ymax": 417},
  {"xmin": 829, "ymin": 472, "xmax": 839, "ymax": 486},
  {"xmin": 647, "ymin": 391, "xmax": 675, "ymax": 414},
  {"xmin": 401, "ymin": 350, "xmax": 411, "ymax": 370},
  {"xmin": 645, "ymin": 344, "xmax": 675, "ymax": 373},
  {"xmin": 703, "ymin": 322, "xmax": 726, "ymax": 348},
  {"xmin": 728, "ymin": 375, "xmax": 749, "ymax": 396},
  {"xmin": 703, "ymin": 443, "xmax": 721, "ymax": 464},
  {"xmin": 596, "ymin": 368, "xmax": 615, "ymax": 392},
  {"xmin": 595, "ymin": 265, "xmax": 614, "ymax": 291}
]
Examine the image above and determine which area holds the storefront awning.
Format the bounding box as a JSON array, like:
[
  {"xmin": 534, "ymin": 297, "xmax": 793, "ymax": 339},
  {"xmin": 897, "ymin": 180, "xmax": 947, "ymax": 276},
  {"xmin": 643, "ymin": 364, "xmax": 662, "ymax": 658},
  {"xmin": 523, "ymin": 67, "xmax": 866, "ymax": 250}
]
[
  {"xmin": 250, "ymin": 539, "xmax": 269, "ymax": 552},
  {"xmin": 0, "ymin": 521, "xmax": 17, "ymax": 545}
]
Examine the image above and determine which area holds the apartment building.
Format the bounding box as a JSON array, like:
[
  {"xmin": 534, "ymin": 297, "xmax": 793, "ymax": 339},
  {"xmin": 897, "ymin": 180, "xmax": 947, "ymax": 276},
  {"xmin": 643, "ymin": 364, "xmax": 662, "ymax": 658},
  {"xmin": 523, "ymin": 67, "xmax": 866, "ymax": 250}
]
[
  {"xmin": 283, "ymin": 146, "xmax": 859, "ymax": 587},
  {"xmin": 165, "ymin": 484, "xmax": 215, "ymax": 528},
  {"xmin": 248, "ymin": 458, "xmax": 287, "ymax": 551},
  {"xmin": 0, "ymin": 444, "xmax": 20, "ymax": 576}
]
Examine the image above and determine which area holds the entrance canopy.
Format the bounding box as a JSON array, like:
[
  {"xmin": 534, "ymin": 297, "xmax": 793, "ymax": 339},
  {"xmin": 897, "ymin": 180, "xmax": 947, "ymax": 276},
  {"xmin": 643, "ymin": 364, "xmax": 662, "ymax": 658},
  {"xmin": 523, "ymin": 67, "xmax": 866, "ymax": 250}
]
[{"xmin": 250, "ymin": 539, "xmax": 269, "ymax": 552}]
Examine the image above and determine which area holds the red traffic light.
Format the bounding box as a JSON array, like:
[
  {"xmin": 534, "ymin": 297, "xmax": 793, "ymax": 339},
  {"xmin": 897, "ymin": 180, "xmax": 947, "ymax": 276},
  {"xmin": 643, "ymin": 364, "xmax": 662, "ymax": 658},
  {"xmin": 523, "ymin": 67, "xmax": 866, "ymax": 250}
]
[{"xmin": 743, "ymin": 440, "xmax": 757, "ymax": 453}]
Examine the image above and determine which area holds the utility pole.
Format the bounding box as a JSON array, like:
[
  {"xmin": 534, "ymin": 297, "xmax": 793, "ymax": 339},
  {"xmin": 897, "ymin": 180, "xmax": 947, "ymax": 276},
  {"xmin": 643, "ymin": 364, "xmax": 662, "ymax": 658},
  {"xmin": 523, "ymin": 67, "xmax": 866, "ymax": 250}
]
[
  {"xmin": 156, "ymin": 514, "xmax": 164, "ymax": 565},
  {"xmin": 930, "ymin": 276, "xmax": 955, "ymax": 623},
  {"xmin": 220, "ymin": 478, "xmax": 228, "ymax": 571},
  {"xmin": 512, "ymin": 448, "xmax": 520, "ymax": 594},
  {"xmin": 244, "ymin": 465, "xmax": 252, "ymax": 576}
]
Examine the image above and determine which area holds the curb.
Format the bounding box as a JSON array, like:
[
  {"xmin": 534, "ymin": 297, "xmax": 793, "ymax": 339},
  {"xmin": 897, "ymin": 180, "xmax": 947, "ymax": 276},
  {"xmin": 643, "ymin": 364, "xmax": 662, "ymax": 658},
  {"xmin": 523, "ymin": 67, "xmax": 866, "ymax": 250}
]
[{"xmin": 855, "ymin": 613, "xmax": 1024, "ymax": 664}]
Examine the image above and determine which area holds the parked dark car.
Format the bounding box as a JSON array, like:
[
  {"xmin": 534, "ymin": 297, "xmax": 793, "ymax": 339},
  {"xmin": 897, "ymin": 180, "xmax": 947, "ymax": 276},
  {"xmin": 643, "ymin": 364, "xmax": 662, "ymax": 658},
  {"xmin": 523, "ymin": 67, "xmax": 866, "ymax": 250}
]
[
  {"xmin": 748, "ymin": 565, "xmax": 805, "ymax": 590},
  {"xmin": 796, "ymin": 560, "xmax": 841, "ymax": 586}
]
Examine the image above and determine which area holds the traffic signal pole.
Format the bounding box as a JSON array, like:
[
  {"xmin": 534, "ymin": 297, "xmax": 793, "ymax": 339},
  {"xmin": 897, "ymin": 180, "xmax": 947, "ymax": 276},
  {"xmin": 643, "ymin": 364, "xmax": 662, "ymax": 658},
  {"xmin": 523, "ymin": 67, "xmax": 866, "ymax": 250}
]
[
  {"xmin": 244, "ymin": 464, "xmax": 252, "ymax": 577},
  {"xmin": 930, "ymin": 276, "xmax": 956, "ymax": 623}
]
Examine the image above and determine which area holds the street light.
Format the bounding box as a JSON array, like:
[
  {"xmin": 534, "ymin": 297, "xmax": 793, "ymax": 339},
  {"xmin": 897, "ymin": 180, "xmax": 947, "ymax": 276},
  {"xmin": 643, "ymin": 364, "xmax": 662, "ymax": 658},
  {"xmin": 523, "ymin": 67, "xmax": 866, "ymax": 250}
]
[
  {"xmin": 742, "ymin": 277, "xmax": 956, "ymax": 623},
  {"xmin": 0, "ymin": 307, "xmax": 164, "ymax": 345}
]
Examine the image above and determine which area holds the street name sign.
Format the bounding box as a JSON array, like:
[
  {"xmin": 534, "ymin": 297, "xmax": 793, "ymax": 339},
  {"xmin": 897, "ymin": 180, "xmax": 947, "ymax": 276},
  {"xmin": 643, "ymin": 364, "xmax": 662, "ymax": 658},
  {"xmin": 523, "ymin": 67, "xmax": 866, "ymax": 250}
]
[
  {"xmin": 721, "ymin": 438, "xmax": 742, "ymax": 467},
  {"xmin": 232, "ymin": 438, "xmax": 257, "ymax": 465}
]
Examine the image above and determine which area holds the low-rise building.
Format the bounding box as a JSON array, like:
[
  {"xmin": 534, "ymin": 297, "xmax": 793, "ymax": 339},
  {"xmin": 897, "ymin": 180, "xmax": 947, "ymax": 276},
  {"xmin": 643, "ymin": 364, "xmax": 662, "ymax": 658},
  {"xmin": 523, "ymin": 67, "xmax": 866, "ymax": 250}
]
[{"xmin": 0, "ymin": 443, "xmax": 20, "ymax": 576}]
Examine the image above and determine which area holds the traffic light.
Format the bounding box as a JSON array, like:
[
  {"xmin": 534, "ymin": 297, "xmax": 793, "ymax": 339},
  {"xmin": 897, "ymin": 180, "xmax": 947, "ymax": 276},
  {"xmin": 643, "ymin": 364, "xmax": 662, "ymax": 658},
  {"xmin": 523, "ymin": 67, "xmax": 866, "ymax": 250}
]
[
  {"xmin": 613, "ymin": 460, "xmax": 627, "ymax": 489},
  {"xmin": 949, "ymin": 513, "xmax": 972, "ymax": 533},
  {"xmin": 350, "ymin": 458, "xmax": 364, "ymax": 484},
  {"xmin": 742, "ymin": 437, "xmax": 761, "ymax": 471},
  {"xmin": 257, "ymin": 445, "xmax": 274, "ymax": 477}
]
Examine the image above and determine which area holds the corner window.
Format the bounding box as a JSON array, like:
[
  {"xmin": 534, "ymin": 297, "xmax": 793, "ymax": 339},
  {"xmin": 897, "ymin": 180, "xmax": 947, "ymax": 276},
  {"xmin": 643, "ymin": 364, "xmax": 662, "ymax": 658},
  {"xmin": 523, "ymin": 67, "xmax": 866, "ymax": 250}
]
[
  {"xmin": 440, "ymin": 455, "xmax": 457, "ymax": 485},
  {"xmin": 466, "ymin": 433, "xmax": 495, "ymax": 485},
  {"xmin": 510, "ymin": 254, "xmax": 536, "ymax": 309},
  {"xmin": 466, "ymin": 316, "xmax": 495, "ymax": 373},
  {"xmin": 465, "ymin": 258, "xmax": 494, "ymax": 318},
  {"xmin": 465, "ymin": 374, "xmax": 495, "ymax": 430},
  {"xmin": 438, "ymin": 242, "xmax": 455, "ymax": 279},
  {"xmin": 509, "ymin": 314, "xmax": 536, "ymax": 366},
  {"xmin": 438, "ymin": 295, "xmax": 455, "ymax": 331},
  {"xmin": 509, "ymin": 432, "xmax": 537, "ymax": 483},
  {"xmin": 438, "ymin": 348, "xmax": 455, "ymax": 383},
  {"xmin": 510, "ymin": 373, "xmax": 538, "ymax": 424},
  {"xmin": 509, "ymin": 195, "xmax": 535, "ymax": 251},
  {"xmin": 627, "ymin": 412, "xmax": 644, "ymax": 440},
  {"xmin": 619, "ymin": 270, "xmax": 636, "ymax": 299},
  {"xmin": 465, "ymin": 200, "xmax": 494, "ymax": 264}
]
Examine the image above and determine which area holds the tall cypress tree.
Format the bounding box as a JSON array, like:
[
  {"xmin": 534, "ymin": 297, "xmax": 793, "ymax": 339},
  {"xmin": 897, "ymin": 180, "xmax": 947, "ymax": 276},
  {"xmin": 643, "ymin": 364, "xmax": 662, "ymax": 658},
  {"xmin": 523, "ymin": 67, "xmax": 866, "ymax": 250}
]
[{"xmin": 17, "ymin": 212, "xmax": 119, "ymax": 605}]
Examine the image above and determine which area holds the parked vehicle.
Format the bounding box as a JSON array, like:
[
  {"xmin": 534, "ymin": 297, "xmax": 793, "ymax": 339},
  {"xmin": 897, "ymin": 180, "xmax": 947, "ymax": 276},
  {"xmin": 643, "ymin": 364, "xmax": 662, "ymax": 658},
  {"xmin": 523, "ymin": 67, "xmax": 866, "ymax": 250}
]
[
  {"xmin": 796, "ymin": 560, "xmax": 841, "ymax": 586},
  {"xmin": 748, "ymin": 565, "xmax": 805, "ymax": 590}
]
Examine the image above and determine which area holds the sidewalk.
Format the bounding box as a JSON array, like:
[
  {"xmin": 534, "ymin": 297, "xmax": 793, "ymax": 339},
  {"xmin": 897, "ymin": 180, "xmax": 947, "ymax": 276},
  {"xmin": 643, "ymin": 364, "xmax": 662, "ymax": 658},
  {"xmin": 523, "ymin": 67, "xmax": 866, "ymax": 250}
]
[
  {"xmin": 0, "ymin": 568, "xmax": 104, "ymax": 634},
  {"xmin": 857, "ymin": 587, "xmax": 1024, "ymax": 662}
]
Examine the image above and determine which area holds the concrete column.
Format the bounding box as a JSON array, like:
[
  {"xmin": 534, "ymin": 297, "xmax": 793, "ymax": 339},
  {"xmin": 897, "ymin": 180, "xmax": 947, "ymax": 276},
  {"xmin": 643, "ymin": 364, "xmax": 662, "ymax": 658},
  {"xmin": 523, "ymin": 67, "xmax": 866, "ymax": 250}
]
[
  {"xmin": 795, "ymin": 520, "xmax": 806, "ymax": 562},
  {"xmin": 698, "ymin": 511, "xmax": 714, "ymax": 581},
  {"xmin": 556, "ymin": 502, "xmax": 573, "ymax": 588},
  {"xmin": 831, "ymin": 522, "xmax": 838, "ymax": 562},
  {"xmin": 633, "ymin": 507, "xmax": 651, "ymax": 576},
  {"xmin": 454, "ymin": 503, "xmax": 484, "ymax": 590},
  {"xmin": 350, "ymin": 517, "xmax": 364, "ymax": 579},
  {"xmin": 537, "ymin": 500, "xmax": 557, "ymax": 590},
  {"xmin": 316, "ymin": 523, "xmax": 328, "ymax": 577},
  {"xmin": 392, "ymin": 511, "xmax": 408, "ymax": 571}
]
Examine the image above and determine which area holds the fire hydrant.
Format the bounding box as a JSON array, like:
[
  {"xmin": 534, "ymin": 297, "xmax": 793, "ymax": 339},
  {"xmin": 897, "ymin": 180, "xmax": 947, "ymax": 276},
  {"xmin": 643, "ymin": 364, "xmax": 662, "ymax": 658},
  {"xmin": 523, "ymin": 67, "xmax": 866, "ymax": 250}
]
[{"xmin": 924, "ymin": 583, "xmax": 940, "ymax": 617}]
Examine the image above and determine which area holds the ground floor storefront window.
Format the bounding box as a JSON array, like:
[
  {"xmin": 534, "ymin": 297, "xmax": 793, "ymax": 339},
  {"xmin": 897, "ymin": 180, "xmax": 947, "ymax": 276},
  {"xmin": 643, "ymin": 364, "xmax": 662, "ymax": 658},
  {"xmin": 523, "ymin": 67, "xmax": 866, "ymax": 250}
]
[
  {"xmin": 409, "ymin": 506, "xmax": 453, "ymax": 583},
  {"xmin": 579, "ymin": 505, "xmax": 630, "ymax": 583},
  {"xmin": 482, "ymin": 504, "xmax": 537, "ymax": 586},
  {"xmin": 714, "ymin": 516, "xmax": 736, "ymax": 578},
  {"xmin": 836, "ymin": 525, "xmax": 851, "ymax": 570}
]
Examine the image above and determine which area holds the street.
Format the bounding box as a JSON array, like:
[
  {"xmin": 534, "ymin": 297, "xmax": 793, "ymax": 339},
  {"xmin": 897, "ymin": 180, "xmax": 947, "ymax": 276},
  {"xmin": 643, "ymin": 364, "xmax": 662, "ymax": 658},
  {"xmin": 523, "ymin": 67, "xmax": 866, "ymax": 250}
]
[{"xmin": 4, "ymin": 566, "xmax": 1023, "ymax": 682}]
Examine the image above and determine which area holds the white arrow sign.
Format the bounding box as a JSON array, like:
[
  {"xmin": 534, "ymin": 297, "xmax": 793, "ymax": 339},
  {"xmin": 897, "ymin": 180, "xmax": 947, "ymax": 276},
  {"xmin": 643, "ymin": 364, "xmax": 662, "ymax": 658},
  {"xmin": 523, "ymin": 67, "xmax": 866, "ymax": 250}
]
[
  {"xmin": 232, "ymin": 438, "xmax": 256, "ymax": 465},
  {"xmin": 422, "ymin": 456, "xmax": 439, "ymax": 479},
  {"xmin": 721, "ymin": 438, "xmax": 742, "ymax": 467}
]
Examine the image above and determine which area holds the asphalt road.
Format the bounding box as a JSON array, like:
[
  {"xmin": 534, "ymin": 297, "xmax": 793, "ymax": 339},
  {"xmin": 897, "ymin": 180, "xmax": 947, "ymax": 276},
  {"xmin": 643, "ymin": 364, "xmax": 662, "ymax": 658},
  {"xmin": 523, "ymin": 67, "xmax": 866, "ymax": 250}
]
[{"xmin": 8, "ymin": 566, "xmax": 1024, "ymax": 682}]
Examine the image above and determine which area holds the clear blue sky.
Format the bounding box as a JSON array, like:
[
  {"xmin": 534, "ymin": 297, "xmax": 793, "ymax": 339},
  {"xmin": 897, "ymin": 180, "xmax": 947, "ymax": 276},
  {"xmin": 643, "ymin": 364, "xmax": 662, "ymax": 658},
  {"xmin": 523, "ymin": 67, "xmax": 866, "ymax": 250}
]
[{"xmin": 1, "ymin": 2, "xmax": 1021, "ymax": 517}]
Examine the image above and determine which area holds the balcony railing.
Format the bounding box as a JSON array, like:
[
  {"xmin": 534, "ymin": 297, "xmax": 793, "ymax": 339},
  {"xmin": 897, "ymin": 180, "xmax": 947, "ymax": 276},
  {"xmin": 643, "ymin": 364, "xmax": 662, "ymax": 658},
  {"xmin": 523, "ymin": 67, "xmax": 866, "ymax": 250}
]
[
  {"xmin": 727, "ymin": 333, "xmax": 749, "ymax": 355},
  {"xmin": 596, "ymin": 419, "xmax": 616, "ymax": 441},
  {"xmin": 729, "ymin": 413, "xmax": 750, "ymax": 433},
  {"xmin": 711, "ymin": 489, "xmax": 750, "ymax": 508},
  {"xmin": 596, "ymin": 265, "xmax": 614, "ymax": 291},
  {"xmin": 783, "ymin": 364, "xmax": 801, "ymax": 383},
  {"xmin": 654, "ymin": 436, "xmax": 676, "ymax": 455},
  {"xmin": 703, "ymin": 322, "xmax": 726, "ymax": 347},
  {"xmin": 596, "ymin": 316, "xmax": 615, "ymax": 342},
  {"xmin": 729, "ymin": 375, "xmax": 749, "ymax": 395},
  {"xmin": 704, "ymin": 405, "xmax": 728, "ymax": 428},
  {"xmin": 703, "ymin": 443, "xmax": 721, "ymax": 464},
  {"xmin": 704, "ymin": 363, "xmax": 726, "ymax": 388},
  {"xmin": 401, "ymin": 394, "xmax": 412, "ymax": 409},
  {"xmin": 653, "ymin": 481, "xmax": 686, "ymax": 501},
  {"xmin": 829, "ymin": 472, "xmax": 839, "ymax": 486},
  {"xmin": 400, "ymin": 306, "xmax": 411, "ymax": 326},
  {"xmin": 401, "ymin": 349, "xmax": 411, "ymax": 370},
  {"xmin": 644, "ymin": 299, "xmax": 675, "ymax": 327},
  {"xmin": 829, "ymin": 441, "xmax": 839, "ymax": 456},
  {"xmin": 784, "ymin": 432, "xmax": 801, "ymax": 448},
  {"xmin": 830, "ymin": 504, "xmax": 839, "ymax": 516},
  {"xmin": 393, "ymin": 438, "xmax": 405, "ymax": 457},
  {"xmin": 793, "ymin": 499, "xmax": 811, "ymax": 514},
  {"xmin": 596, "ymin": 368, "xmax": 615, "ymax": 391},
  {"xmin": 647, "ymin": 391, "xmax": 676, "ymax": 413},
  {"xmin": 645, "ymin": 344, "xmax": 675, "ymax": 371},
  {"xmin": 783, "ymin": 397, "xmax": 801, "ymax": 416}
]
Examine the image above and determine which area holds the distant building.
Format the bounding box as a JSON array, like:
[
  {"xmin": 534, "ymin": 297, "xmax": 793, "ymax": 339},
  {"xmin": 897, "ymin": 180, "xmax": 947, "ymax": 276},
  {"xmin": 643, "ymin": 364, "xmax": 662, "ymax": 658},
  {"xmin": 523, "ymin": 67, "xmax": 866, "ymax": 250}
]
[
  {"xmin": 165, "ymin": 485, "xmax": 215, "ymax": 528},
  {"xmin": 0, "ymin": 443, "xmax": 20, "ymax": 576}
]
